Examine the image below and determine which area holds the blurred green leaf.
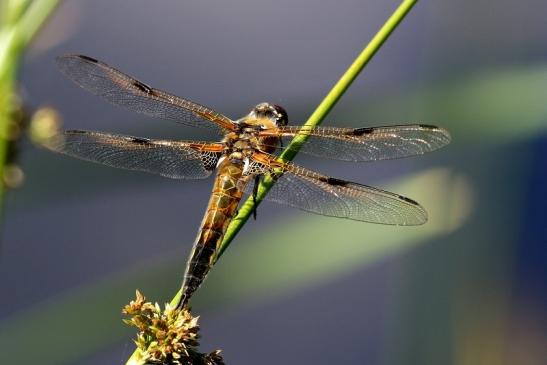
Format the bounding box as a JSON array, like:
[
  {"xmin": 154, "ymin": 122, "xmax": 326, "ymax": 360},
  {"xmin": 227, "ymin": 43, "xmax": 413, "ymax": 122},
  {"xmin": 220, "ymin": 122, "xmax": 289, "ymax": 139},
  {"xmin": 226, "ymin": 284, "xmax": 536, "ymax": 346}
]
[{"xmin": 358, "ymin": 64, "xmax": 547, "ymax": 143}]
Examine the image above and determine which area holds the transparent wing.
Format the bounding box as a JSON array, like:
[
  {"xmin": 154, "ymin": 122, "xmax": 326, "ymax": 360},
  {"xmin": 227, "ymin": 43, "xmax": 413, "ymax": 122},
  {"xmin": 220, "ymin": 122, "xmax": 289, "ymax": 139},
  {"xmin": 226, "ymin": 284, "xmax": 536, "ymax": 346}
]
[
  {"xmin": 259, "ymin": 124, "xmax": 450, "ymax": 161},
  {"xmin": 56, "ymin": 55, "xmax": 235, "ymax": 133},
  {"xmin": 45, "ymin": 130, "xmax": 223, "ymax": 179},
  {"xmin": 245, "ymin": 153, "xmax": 427, "ymax": 225}
]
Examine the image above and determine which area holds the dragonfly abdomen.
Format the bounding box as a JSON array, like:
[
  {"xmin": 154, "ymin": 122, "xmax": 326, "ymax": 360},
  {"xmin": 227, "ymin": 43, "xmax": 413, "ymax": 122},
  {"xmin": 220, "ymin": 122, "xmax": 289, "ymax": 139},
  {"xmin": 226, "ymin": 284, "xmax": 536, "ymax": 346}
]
[{"xmin": 178, "ymin": 160, "xmax": 246, "ymax": 308}]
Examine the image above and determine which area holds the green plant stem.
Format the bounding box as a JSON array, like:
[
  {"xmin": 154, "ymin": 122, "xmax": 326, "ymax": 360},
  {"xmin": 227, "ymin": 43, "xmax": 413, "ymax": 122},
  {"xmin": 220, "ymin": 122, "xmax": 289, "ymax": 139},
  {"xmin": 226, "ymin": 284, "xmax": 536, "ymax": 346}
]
[
  {"xmin": 0, "ymin": 0, "xmax": 60, "ymax": 214},
  {"xmin": 12, "ymin": 0, "xmax": 60, "ymax": 47}
]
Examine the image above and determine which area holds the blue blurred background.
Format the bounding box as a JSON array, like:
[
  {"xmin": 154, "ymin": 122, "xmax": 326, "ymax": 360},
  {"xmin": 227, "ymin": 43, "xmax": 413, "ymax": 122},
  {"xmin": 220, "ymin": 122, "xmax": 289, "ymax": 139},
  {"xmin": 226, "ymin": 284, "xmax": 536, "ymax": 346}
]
[{"xmin": 1, "ymin": 0, "xmax": 546, "ymax": 364}]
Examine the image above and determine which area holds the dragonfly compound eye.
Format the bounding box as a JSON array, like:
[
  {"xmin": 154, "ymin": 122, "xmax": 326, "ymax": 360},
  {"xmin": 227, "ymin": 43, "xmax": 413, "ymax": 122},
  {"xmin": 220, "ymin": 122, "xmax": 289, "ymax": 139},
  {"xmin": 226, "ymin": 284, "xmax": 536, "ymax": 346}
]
[{"xmin": 273, "ymin": 104, "xmax": 288, "ymax": 126}]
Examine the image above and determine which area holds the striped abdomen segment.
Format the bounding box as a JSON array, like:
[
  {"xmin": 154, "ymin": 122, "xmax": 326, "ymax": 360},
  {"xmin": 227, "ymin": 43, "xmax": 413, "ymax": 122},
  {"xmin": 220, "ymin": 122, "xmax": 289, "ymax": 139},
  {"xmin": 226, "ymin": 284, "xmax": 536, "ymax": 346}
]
[{"xmin": 178, "ymin": 161, "xmax": 245, "ymax": 308}]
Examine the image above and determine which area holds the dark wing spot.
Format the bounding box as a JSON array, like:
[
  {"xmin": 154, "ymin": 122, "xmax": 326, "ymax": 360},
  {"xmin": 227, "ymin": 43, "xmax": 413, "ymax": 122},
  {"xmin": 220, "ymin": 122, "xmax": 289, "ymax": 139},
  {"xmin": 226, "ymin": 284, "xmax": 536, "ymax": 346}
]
[
  {"xmin": 132, "ymin": 80, "xmax": 153, "ymax": 94},
  {"xmin": 324, "ymin": 177, "xmax": 349, "ymax": 186},
  {"xmin": 78, "ymin": 55, "xmax": 99, "ymax": 63},
  {"xmin": 351, "ymin": 127, "xmax": 374, "ymax": 136},
  {"xmin": 418, "ymin": 124, "xmax": 439, "ymax": 130},
  {"xmin": 397, "ymin": 195, "xmax": 420, "ymax": 206},
  {"xmin": 129, "ymin": 137, "xmax": 151, "ymax": 145}
]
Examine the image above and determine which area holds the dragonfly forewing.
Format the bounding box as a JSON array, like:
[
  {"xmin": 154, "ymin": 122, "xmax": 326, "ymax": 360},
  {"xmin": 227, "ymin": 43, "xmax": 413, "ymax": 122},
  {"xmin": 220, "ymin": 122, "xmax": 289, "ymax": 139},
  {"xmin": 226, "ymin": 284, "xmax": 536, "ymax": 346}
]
[
  {"xmin": 258, "ymin": 124, "xmax": 450, "ymax": 162},
  {"xmin": 56, "ymin": 55, "xmax": 235, "ymax": 133}
]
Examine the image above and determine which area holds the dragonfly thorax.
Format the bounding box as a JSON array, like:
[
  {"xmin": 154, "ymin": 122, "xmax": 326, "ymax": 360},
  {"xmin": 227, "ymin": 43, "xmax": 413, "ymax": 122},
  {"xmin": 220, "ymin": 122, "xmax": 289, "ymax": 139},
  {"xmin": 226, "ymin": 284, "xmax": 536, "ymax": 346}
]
[{"xmin": 223, "ymin": 103, "xmax": 289, "ymax": 157}]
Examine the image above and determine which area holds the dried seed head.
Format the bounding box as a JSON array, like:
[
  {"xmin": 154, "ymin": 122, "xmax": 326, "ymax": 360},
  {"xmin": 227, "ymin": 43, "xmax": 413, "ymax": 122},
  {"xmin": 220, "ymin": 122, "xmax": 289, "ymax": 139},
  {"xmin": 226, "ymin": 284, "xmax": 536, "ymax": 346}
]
[{"xmin": 123, "ymin": 290, "xmax": 224, "ymax": 365}]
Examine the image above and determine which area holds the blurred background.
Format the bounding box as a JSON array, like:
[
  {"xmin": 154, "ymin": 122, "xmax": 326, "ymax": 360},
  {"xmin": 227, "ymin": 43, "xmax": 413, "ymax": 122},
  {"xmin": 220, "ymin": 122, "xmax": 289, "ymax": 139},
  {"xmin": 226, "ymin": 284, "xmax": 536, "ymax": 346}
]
[{"xmin": 0, "ymin": 0, "xmax": 546, "ymax": 364}]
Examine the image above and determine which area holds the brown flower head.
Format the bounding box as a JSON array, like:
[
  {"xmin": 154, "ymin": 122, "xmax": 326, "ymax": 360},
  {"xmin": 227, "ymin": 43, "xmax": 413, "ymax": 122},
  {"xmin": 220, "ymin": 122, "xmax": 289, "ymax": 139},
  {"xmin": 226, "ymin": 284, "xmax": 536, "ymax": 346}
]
[{"xmin": 123, "ymin": 290, "xmax": 224, "ymax": 365}]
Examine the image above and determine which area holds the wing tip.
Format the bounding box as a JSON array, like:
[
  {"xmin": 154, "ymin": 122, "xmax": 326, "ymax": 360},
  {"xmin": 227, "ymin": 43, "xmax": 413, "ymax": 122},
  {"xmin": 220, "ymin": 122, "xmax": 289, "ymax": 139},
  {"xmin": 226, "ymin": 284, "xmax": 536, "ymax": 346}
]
[
  {"xmin": 403, "ymin": 206, "xmax": 428, "ymax": 226},
  {"xmin": 55, "ymin": 54, "xmax": 102, "ymax": 78},
  {"xmin": 419, "ymin": 124, "xmax": 452, "ymax": 146},
  {"xmin": 377, "ymin": 194, "xmax": 428, "ymax": 226},
  {"xmin": 41, "ymin": 130, "xmax": 91, "ymax": 152},
  {"xmin": 317, "ymin": 178, "xmax": 429, "ymax": 225},
  {"xmin": 395, "ymin": 194, "xmax": 428, "ymax": 226},
  {"xmin": 56, "ymin": 53, "xmax": 98, "ymax": 63},
  {"xmin": 39, "ymin": 132, "xmax": 65, "ymax": 153}
]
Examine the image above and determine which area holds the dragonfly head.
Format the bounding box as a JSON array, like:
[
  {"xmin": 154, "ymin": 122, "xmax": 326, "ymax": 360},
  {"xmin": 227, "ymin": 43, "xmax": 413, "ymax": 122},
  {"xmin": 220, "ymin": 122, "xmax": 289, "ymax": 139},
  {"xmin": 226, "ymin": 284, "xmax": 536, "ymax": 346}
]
[{"xmin": 250, "ymin": 102, "xmax": 289, "ymax": 127}]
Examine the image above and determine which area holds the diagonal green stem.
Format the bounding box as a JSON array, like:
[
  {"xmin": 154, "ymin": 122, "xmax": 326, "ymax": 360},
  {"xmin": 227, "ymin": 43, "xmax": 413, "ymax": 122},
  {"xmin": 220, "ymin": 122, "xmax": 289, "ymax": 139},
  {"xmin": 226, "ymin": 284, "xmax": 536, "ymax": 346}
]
[{"xmin": 131, "ymin": 1, "xmax": 419, "ymax": 362}]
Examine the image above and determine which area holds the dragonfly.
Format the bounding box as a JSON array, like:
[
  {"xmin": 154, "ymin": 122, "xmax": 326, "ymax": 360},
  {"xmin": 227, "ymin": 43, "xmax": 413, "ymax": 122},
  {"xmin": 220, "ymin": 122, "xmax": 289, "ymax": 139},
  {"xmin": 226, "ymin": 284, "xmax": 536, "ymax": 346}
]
[{"xmin": 46, "ymin": 54, "xmax": 450, "ymax": 309}]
